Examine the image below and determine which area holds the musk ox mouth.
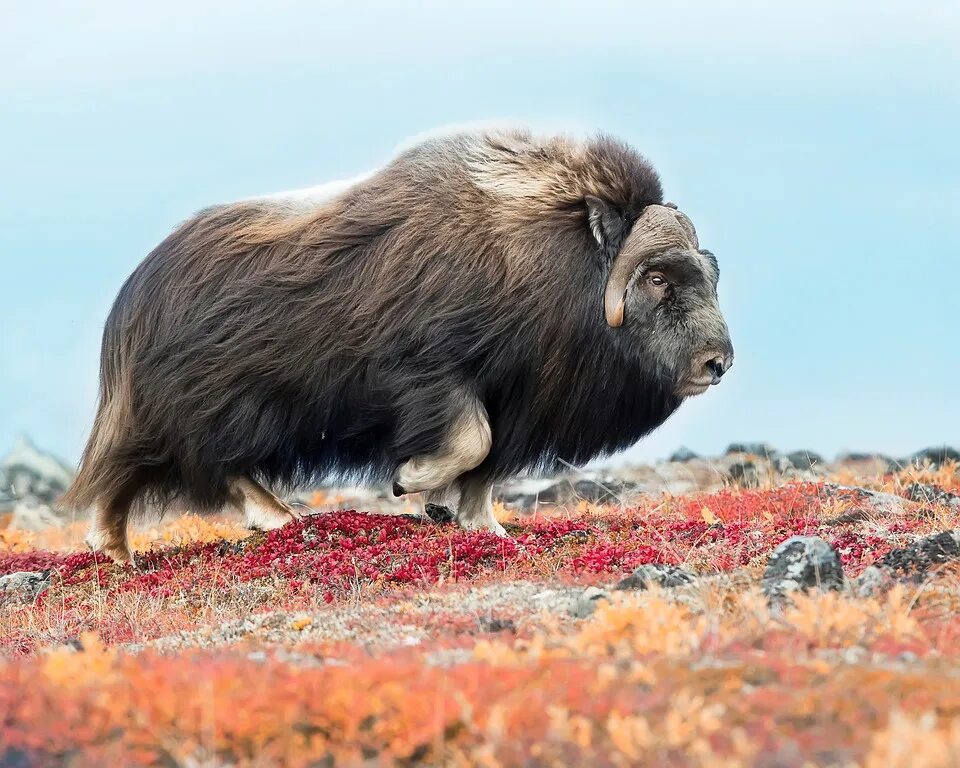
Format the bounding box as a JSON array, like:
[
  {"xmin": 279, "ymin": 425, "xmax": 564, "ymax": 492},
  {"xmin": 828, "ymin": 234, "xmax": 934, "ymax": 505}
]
[{"xmin": 676, "ymin": 379, "xmax": 714, "ymax": 398}]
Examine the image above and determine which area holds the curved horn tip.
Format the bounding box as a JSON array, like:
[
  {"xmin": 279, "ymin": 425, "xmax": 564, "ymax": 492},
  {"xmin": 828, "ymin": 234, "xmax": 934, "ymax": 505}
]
[{"xmin": 606, "ymin": 299, "xmax": 625, "ymax": 328}]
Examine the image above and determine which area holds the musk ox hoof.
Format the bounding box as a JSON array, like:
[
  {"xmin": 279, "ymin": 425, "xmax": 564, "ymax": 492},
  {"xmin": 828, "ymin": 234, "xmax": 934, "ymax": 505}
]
[
  {"xmin": 244, "ymin": 507, "xmax": 295, "ymax": 532},
  {"xmin": 458, "ymin": 517, "xmax": 509, "ymax": 538},
  {"xmin": 100, "ymin": 545, "xmax": 135, "ymax": 567},
  {"xmin": 85, "ymin": 527, "xmax": 134, "ymax": 567},
  {"xmin": 423, "ymin": 503, "xmax": 456, "ymax": 524},
  {"xmin": 106, "ymin": 547, "xmax": 136, "ymax": 567}
]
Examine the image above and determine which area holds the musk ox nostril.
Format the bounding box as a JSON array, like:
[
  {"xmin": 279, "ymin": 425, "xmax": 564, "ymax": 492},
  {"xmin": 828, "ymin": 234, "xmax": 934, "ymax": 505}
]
[{"xmin": 706, "ymin": 357, "xmax": 726, "ymax": 385}]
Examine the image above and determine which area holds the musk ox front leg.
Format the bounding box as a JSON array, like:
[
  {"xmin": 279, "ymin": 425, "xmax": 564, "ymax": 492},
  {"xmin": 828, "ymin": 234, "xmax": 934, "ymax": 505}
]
[
  {"xmin": 421, "ymin": 479, "xmax": 504, "ymax": 535},
  {"xmin": 456, "ymin": 474, "xmax": 507, "ymax": 537},
  {"xmin": 391, "ymin": 389, "xmax": 504, "ymax": 535},
  {"xmin": 392, "ymin": 391, "xmax": 492, "ymax": 497}
]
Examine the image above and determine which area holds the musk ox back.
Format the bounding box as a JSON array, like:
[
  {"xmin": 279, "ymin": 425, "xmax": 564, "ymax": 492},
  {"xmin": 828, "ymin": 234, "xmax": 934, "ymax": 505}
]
[{"xmin": 62, "ymin": 128, "xmax": 734, "ymax": 563}]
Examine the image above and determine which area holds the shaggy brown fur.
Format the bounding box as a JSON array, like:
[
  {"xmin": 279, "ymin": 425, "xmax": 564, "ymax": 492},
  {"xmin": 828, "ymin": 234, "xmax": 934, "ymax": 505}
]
[{"xmin": 62, "ymin": 127, "xmax": 732, "ymax": 561}]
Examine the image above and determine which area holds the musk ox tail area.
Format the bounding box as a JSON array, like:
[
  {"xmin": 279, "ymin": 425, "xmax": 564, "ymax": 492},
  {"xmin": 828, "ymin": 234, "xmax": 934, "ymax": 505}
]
[{"xmin": 60, "ymin": 290, "xmax": 153, "ymax": 516}]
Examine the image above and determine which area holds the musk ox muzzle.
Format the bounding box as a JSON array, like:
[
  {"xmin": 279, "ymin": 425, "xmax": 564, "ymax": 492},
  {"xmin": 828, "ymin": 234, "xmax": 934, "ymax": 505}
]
[{"xmin": 61, "ymin": 127, "xmax": 734, "ymax": 564}]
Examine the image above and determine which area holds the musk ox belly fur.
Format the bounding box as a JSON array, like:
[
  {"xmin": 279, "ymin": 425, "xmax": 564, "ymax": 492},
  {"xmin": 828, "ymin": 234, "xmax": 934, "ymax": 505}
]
[{"xmin": 63, "ymin": 127, "xmax": 733, "ymax": 560}]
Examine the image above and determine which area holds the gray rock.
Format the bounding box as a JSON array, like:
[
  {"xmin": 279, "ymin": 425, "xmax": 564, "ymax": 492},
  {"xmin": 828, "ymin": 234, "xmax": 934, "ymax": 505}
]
[
  {"xmin": 852, "ymin": 565, "xmax": 896, "ymax": 598},
  {"xmin": 8, "ymin": 501, "xmax": 63, "ymax": 532},
  {"xmin": 495, "ymin": 477, "xmax": 571, "ymax": 508},
  {"xmin": 771, "ymin": 455, "xmax": 795, "ymax": 474},
  {"xmin": 614, "ymin": 563, "xmax": 696, "ymax": 591},
  {"xmin": 904, "ymin": 483, "xmax": 960, "ymax": 508},
  {"xmin": 761, "ymin": 536, "xmax": 844, "ymax": 601},
  {"xmin": 725, "ymin": 443, "xmax": 778, "ymax": 459},
  {"xmin": 852, "ymin": 531, "xmax": 960, "ymax": 596},
  {"xmin": 824, "ymin": 483, "xmax": 907, "ymax": 517},
  {"xmin": 669, "ymin": 446, "xmax": 700, "ymax": 463},
  {"xmin": 476, "ymin": 615, "xmax": 516, "ymax": 633},
  {"xmin": 0, "ymin": 436, "xmax": 74, "ymax": 508},
  {"xmin": 728, "ymin": 460, "xmax": 761, "ymax": 487},
  {"xmin": 876, "ymin": 530, "xmax": 960, "ymax": 581},
  {"xmin": 534, "ymin": 481, "xmax": 571, "ymax": 504},
  {"xmin": 0, "ymin": 570, "xmax": 52, "ymax": 604},
  {"xmin": 571, "ymin": 477, "xmax": 642, "ymax": 504},
  {"xmin": 497, "ymin": 474, "xmax": 644, "ymax": 508},
  {"xmin": 908, "ymin": 446, "xmax": 960, "ymax": 469},
  {"xmin": 836, "ymin": 451, "xmax": 892, "ymax": 463},
  {"xmin": 0, "ymin": 437, "xmax": 76, "ymax": 532},
  {"xmin": 784, "ymin": 450, "xmax": 825, "ymax": 471},
  {"xmin": 569, "ymin": 586, "xmax": 610, "ymax": 618}
]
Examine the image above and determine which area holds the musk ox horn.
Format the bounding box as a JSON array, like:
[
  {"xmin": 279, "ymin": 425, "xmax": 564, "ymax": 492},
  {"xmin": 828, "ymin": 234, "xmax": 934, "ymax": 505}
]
[{"xmin": 603, "ymin": 204, "xmax": 699, "ymax": 328}]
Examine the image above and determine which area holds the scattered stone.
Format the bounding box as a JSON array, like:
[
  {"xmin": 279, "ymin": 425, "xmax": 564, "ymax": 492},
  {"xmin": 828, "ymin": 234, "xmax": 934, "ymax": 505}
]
[
  {"xmin": 876, "ymin": 530, "xmax": 960, "ymax": 581},
  {"xmin": 0, "ymin": 570, "xmax": 52, "ymax": 604},
  {"xmin": 904, "ymin": 483, "xmax": 960, "ymax": 508},
  {"xmin": 669, "ymin": 446, "xmax": 699, "ymax": 463},
  {"xmin": 533, "ymin": 481, "xmax": 570, "ymax": 504},
  {"xmin": 495, "ymin": 477, "xmax": 576, "ymax": 508},
  {"xmin": 907, "ymin": 446, "xmax": 960, "ymax": 469},
  {"xmin": 571, "ymin": 477, "xmax": 642, "ymax": 504},
  {"xmin": 823, "ymin": 508, "xmax": 870, "ymax": 526},
  {"xmin": 614, "ymin": 563, "xmax": 696, "ymax": 591},
  {"xmin": 784, "ymin": 450, "xmax": 825, "ymax": 471},
  {"xmin": 0, "ymin": 436, "xmax": 74, "ymax": 511},
  {"xmin": 761, "ymin": 536, "xmax": 844, "ymax": 602},
  {"xmin": 852, "ymin": 565, "xmax": 896, "ymax": 598},
  {"xmin": 728, "ymin": 461, "xmax": 761, "ymax": 487},
  {"xmin": 770, "ymin": 455, "xmax": 795, "ymax": 474},
  {"xmin": 498, "ymin": 475, "xmax": 646, "ymax": 508},
  {"xmin": 824, "ymin": 484, "xmax": 907, "ymax": 518},
  {"xmin": 0, "ymin": 748, "xmax": 32, "ymax": 768},
  {"xmin": 725, "ymin": 443, "xmax": 778, "ymax": 459},
  {"xmin": 7, "ymin": 502, "xmax": 64, "ymax": 532},
  {"xmin": 556, "ymin": 529, "xmax": 591, "ymax": 544},
  {"xmin": 477, "ymin": 616, "xmax": 516, "ymax": 633},
  {"xmin": 570, "ymin": 586, "xmax": 610, "ymax": 619},
  {"xmin": 851, "ymin": 531, "xmax": 960, "ymax": 596},
  {"xmin": 836, "ymin": 451, "xmax": 891, "ymax": 463}
]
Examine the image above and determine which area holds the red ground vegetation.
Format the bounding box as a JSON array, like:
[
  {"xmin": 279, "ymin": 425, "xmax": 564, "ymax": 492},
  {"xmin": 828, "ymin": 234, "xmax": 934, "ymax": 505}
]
[{"xmin": 1, "ymin": 472, "xmax": 959, "ymax": 766}]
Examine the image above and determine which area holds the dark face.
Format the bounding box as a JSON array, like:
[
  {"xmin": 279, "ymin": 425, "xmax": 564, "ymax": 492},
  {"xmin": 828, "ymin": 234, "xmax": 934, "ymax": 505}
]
[{"xmin": 623, "ymin": 246, "xmax": 734, "ymax": 398}]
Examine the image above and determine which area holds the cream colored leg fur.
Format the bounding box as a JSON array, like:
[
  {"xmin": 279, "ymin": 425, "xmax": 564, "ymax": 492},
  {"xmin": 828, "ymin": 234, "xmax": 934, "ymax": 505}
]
[{"xmin": 395, "ymin": 391, "xmax": 505, "ymax": 536}]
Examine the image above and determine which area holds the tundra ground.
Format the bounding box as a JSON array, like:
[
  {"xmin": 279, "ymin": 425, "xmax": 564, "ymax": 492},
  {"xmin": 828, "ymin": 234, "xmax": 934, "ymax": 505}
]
[{"xmin": 1, "ymin": 462, "xmax": 959, "ymax": 767}]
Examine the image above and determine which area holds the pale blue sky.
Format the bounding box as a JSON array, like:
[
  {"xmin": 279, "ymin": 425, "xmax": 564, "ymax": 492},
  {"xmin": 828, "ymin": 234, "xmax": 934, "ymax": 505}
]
[{"xmin": 1, "ymin": 1, "xmax": 957, "ymax": 466}]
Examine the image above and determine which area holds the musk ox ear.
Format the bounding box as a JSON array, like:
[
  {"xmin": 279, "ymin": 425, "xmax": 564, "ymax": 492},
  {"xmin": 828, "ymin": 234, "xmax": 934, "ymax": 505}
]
[{"xmin": 585, "ymin": 196, "xmax": 629, "ymax": 256}]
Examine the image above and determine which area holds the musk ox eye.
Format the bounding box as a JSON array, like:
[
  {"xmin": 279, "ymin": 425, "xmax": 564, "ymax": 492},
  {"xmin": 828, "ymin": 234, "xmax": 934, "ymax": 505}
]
[{"xmin": 648, "ymin": 274, "xmax": 667, "ymax": 287}]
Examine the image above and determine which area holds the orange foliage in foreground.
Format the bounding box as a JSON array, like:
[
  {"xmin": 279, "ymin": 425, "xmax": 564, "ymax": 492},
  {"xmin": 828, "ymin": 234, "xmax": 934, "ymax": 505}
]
[
  {"xmin": 1, "ymin": 469, "xmax": 959, "ymax": 766},
  {"xmin": 2, "ymin": 586, "xmax": 960, "ymax": 767}
]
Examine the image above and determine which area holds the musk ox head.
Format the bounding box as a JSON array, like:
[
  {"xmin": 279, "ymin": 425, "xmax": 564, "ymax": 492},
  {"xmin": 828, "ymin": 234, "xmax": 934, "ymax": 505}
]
[{"xmin": 589, "ymin": 198, "xmax": 734, "ymax": 398}]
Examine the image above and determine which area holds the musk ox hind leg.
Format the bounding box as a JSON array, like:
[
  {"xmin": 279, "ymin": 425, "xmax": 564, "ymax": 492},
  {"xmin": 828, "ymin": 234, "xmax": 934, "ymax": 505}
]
[
  {"xmin": 229, "ymin": 476, "xmax": 298, "ymax": 531},
  {"xmin": 84, "ymin": 478, "xmax": 142, "ymax": 566},
  {"xmin": 392, "ymin": 390, "xmax": 492, "ymax": 497}
]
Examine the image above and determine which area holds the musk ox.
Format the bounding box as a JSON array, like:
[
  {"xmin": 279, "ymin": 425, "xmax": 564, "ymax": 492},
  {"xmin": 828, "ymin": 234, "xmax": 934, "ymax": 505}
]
[{"xmin": 62, "ymin": 128, "xmax": 733, "ymax": 564}]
